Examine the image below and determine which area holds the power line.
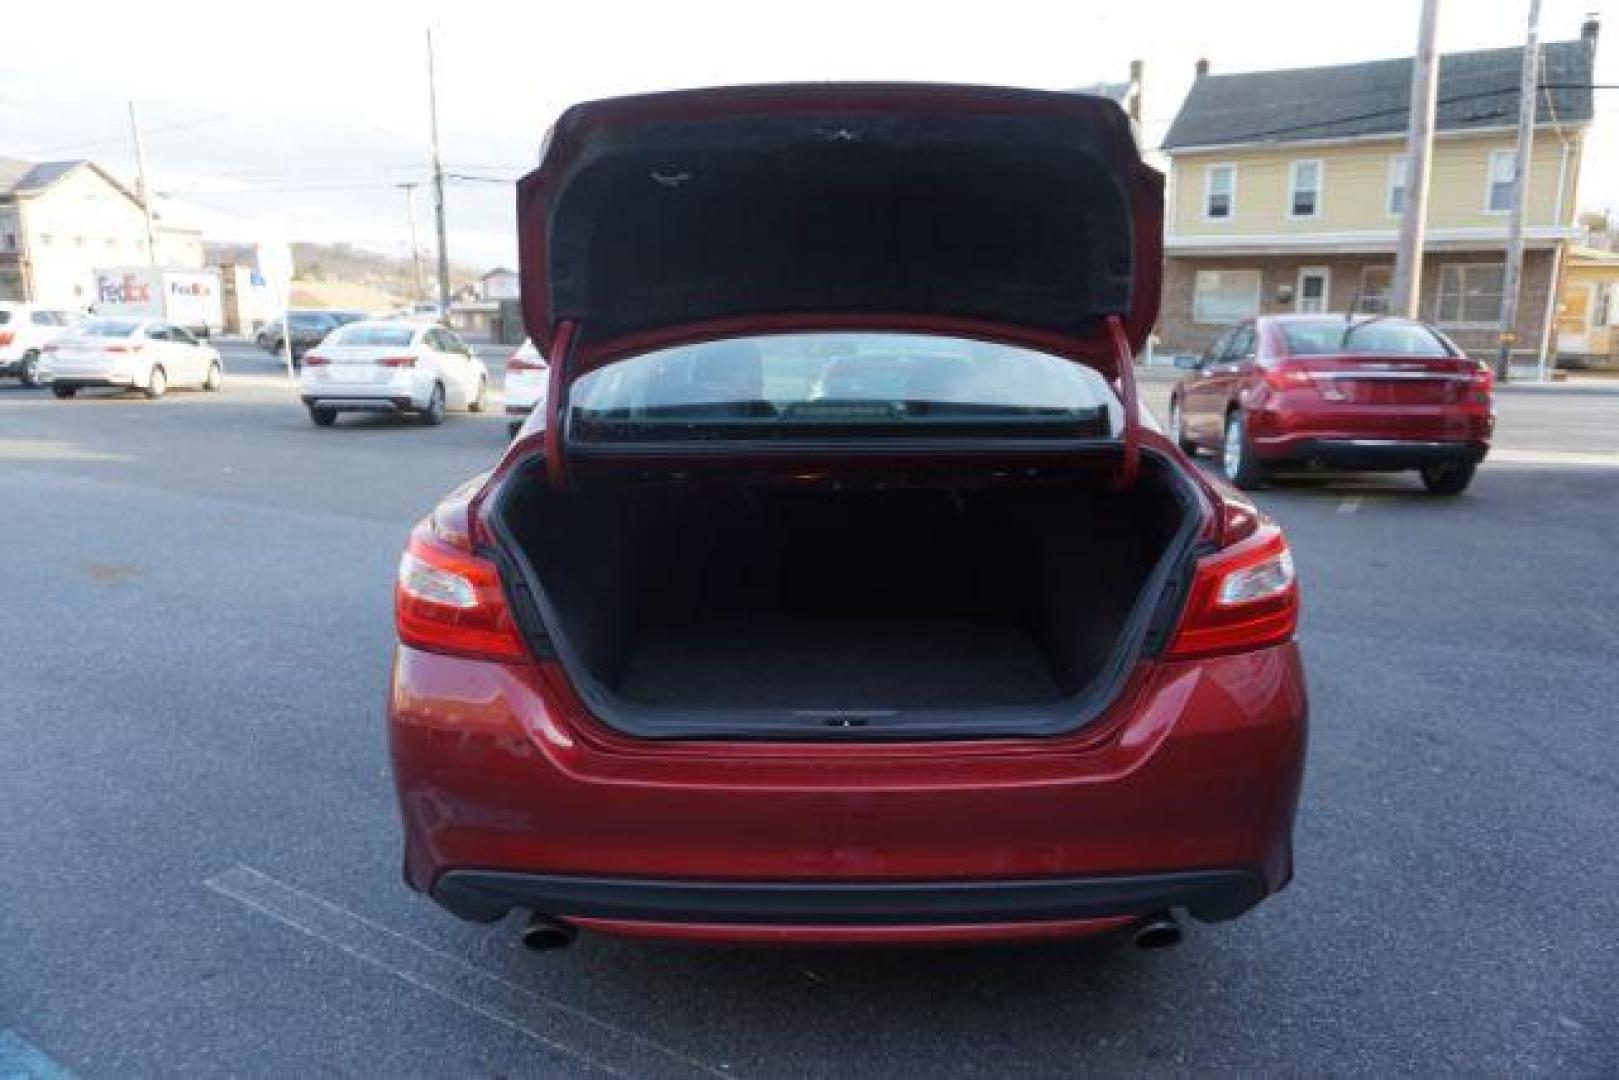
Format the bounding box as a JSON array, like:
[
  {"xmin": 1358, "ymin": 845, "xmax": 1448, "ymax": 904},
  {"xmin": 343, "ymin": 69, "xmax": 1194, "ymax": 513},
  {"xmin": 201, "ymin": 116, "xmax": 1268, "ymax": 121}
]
[
  {"xmin": 17, "ymin": 111, "xmax": 231, "ymax": 159},
  {"xmin": 445, "ymin": 172, "xmax": 514, "ymax": 184}
]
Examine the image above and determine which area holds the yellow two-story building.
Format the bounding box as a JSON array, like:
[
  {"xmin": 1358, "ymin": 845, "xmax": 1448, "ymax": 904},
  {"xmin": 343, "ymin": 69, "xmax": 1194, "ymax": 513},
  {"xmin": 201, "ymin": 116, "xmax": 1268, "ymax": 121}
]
[{"xmin": 1158, "ymin": 19, "xmax": 1601, "ymax": 366}]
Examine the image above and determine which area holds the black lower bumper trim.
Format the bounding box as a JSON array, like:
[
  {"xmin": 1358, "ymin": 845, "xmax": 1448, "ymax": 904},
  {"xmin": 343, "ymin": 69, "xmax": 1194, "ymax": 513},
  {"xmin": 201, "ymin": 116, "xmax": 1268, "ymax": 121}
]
[
  {"xmin": 1266, "ymin": 438, "xmax": 1487, "ymax": 471},
  {"xmin": 432, "ymin": 868, "xmax": 1265, "ymax": 926},
  {"xmin": 300, "ymin": 396, "xmax": 414, "ymax": 411}
]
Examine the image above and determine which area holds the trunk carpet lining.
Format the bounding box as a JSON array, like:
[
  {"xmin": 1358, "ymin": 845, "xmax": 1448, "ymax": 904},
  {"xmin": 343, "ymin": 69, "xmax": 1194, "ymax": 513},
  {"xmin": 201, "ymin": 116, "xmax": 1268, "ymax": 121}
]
[{"xmin": 618, "ymin": 615, "xmax": 1064, "ymax": 708}]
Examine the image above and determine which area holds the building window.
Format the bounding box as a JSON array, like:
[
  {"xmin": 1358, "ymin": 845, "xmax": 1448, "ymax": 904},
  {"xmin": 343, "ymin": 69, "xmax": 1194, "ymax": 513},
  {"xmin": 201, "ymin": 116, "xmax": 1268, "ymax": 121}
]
[
  {"xmin": 1387, "ymin": 155, "xmax": 1408, "ymax": 216},
  {"xmin": 1486, "ymin": 150, "xmax": 1516, "ymax": 215},
  {"xmin": 1193, "ymin": 269, "xmax": 1262, "ymax": 323},
  {"xmin": 1296, "ymin": 267, "xmax": 1330, "ymax": 313},
  {"xmin": 3, "ymin": 233, "xmax": 15, "ymax": 251},
  {"xmin": 1596, "ymin": 283, "xmax": 1612, "ymax": 329},
  {"xmin": 1435, "ymin": 264, "xmax": 1505, "ymax": 326},
  {"xmin": 1358, "ymin": 266, "xmax": 1394, "ymax": 313},
  {"xmin": 1204, "ymin": 164, "xmax": 1235, "ymax": 220},
  {"xmin": 1288, "ymin": 160, "xmax": 1322, "ymax": 219}
]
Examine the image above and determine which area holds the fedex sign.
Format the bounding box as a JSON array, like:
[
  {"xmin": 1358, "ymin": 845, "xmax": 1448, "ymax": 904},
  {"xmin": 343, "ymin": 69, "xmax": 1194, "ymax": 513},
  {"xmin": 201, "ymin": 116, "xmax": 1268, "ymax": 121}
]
[{"xmin": 98, "ymin": 273, "xmax": 153, "ymax": 305}]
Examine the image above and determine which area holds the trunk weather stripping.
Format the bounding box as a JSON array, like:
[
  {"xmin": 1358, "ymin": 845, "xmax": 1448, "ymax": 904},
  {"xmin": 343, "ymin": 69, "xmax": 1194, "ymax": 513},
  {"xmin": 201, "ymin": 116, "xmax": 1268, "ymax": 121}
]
[
  {"xmin": 544, "ymin": 319, "xmax": 579, "ymax": 490},
  {"xmin": 1106, "ymin": 313, "xmax": 1140, "ymax": 491}
]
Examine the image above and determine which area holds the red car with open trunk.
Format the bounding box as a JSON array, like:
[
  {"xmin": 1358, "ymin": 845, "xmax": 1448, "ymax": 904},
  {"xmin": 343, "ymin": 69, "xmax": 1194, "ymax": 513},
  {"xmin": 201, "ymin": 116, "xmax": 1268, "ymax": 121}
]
[
  {"xmin": 1168, "ymin": 314, "xmax": 1493, "ymax": 494},
  {"xmin": 387, "ymin": 84, "xmax": 1307, "ymax": 950}
]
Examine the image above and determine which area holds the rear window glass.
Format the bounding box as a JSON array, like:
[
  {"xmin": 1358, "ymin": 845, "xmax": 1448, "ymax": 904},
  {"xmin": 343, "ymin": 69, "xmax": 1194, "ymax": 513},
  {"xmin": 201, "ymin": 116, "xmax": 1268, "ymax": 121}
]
[
  {"xmin": 332, "ymin": 325, "xmax": 416, "ymax": 347},
  {"xmin": 1282, "ymin": 319, "xmax": 1453, "ymax": 357},
  {"xmin": 289, "ymin": 313, "xmax": 336, "ymax": 329},
  {"xmin": 0, "ymin": 310, "xmax": 11, "ymax": 325},
  {"xmin": 570, "ymin": 332, "xmax": 1119, "ymax": 442},
  {"xmin": 80, "ymin": 318, "xmax": 143, "ymax": 338}
]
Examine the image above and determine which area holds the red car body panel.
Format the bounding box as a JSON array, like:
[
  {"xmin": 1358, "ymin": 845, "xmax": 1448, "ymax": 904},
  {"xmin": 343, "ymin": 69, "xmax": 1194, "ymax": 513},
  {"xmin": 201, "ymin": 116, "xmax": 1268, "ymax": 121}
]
[{"xmin": 389, "ymin": 636, "xmax": 1306, "ymax": 942}]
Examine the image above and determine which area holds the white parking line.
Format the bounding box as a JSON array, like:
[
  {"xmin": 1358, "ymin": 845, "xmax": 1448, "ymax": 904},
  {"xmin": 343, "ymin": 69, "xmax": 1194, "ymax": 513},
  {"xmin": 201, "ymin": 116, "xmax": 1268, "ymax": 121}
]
[
  {"xmin": 204, "ymin": 864, "xmax": 725, "ymax": 1078},
  {"xmin": 1336, "ymin": 496, "xmax": 1362, "ymax": 514},
  {"xmin": 0, "ymin": 1030, "xmax": 74, "ymax": 1079}
]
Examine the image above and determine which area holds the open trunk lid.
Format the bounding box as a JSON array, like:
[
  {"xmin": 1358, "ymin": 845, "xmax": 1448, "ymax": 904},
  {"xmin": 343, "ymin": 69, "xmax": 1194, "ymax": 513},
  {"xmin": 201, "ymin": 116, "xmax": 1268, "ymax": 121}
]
[{"xmin": 516, "ymin": 83, "xmax": 1163, "ymax": 378}]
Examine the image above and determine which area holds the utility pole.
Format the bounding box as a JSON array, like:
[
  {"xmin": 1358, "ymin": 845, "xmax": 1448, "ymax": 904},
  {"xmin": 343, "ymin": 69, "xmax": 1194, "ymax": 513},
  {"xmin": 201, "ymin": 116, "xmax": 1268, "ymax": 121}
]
[
  {"xmin": 426, "ymin": 28, "xmax": 452, "ymax": 318},
  {"xmin": 397, "ymin": 181, "xmax": 426, "ymax": 301},
  {"xmin": 1496, "ymin": 0, "xmax": 1543, "ymax": 383},
  {"xmin": 1391, "ymin": 0, "xmax": 1440, "ymax": 319},
  {"xmin": 127, "ymin": 101, "xmax": 159, "ymax": 267}
]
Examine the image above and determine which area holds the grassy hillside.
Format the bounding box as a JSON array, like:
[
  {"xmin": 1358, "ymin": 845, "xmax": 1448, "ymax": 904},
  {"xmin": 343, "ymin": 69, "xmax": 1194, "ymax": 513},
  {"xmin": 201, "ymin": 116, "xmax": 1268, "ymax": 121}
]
[
  {"xmin": 290, "ymin": 242, "xmax": 482, "ymax": 302},
  {"xmin": 288, "ymin": 280, "xmax": 404, "ymax": 314}
]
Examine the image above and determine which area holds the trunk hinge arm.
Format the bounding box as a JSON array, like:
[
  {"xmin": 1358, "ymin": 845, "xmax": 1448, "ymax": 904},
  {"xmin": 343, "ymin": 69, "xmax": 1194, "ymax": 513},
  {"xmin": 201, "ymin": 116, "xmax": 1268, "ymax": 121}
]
[
  {"xmin": 544, "ymin": 319, "xmax": 580, "ymax": 490},
  {"xmin": 1106, "ymin": 314, "xmax": 1140, "ymax": 490}
]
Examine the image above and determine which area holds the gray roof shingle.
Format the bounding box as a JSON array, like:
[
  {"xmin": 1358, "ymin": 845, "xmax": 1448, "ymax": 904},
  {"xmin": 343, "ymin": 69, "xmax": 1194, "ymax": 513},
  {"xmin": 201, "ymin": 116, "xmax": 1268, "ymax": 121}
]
[
  {"xmin": 1163, "ymin": 38, "xmax": 1595, "ymax": 151},
  {"xmin": 0, "ymin": 158, "xmax": 91, "ymax": 198}
]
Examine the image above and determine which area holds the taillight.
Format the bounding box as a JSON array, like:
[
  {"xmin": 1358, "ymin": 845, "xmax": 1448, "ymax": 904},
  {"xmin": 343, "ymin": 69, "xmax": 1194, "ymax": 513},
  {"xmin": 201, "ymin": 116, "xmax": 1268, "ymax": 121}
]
[
  {"xmin": 302, "ymin": 353, "xmax": 329, "ymax": 366},
  {"xmin": 1262, "ymin": 362, "xmax": 1313, "ymax": 391},
  {"xmin": 381, "ymin": 355, "xmax": 417, "ymax": 368},
  {"xmin": 395, "ymin": 521, "xmax": 526, "ymax": 662},
  {"xmin": 1166, "ymin": 524, "xmax": 1299, "ymax": 660},
  {"xmin": 1468, "ymin": 362, "xmax": 1493, "ymax": 403},
  {"xmin": 0, "ymin": 331, "xmax": 13, "ymax": 346}
]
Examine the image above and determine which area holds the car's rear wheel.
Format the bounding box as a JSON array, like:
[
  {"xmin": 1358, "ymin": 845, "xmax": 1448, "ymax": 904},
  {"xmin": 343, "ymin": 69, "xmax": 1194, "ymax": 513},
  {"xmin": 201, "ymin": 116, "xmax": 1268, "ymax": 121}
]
[
  {"xmin": 204, "ymin": 362, "xmax": 223, "ymax": 391},
  {"xmin": 20, "ymin": 351, "xmax": 41, "ymax": 387},
  {"xmin": 51, "ymin": 384, "xmax": 76, "ymax": 399},
  {"xmin": 309, "ymin": 405, "xmax": 337, "ymax": 427},
  {"xmin": 144, "ymin": 366, "xmax": 167, "ymax": 400},
  {"xmin": 1222, "ymin": 410, "xmax": 1266, "ymax": 490},
  {"xmin": 422, "ymin": 383, "xmax": 446, "ymax": 426},
  {"xmin": 1168, "ymin": 396, "xmax": 1195, "ymax": 454},
  {"xmin": 1420, "ymin": 460, "xmax": 1476, "ymax": 495}
]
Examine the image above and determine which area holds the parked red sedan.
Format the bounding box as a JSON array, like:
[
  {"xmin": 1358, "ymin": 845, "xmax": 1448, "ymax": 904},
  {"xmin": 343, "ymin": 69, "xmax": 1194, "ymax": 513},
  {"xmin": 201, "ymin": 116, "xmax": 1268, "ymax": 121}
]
[
  {"xmin": 1168, "ymin": 314, "xmax": 1494, "ymax": 493},
  {"xmin": 387, "ymin": 85, "xmax": 1307, "ymax": 951}
]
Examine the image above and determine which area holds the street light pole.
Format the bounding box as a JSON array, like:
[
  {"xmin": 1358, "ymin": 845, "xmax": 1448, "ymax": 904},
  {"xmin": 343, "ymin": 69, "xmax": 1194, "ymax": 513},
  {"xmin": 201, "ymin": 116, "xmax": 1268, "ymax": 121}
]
[
  {"xmin": 397, "ymin": 181, "xmax": 426, "ymax": 301},
  {"xmin": 1496, "ymin": 0, "xmax": 1543, "ymax": 383},
  {"xmin": 426, "ymin": 28, "xmax": 452, "ymax": 319},
  {"xmin": 127, "ymin": 101, "xmax": 159, "ymax": 268},
  {"xmin": 1392, "ymin": 0, "xmax": 1440, "ymax": 319}
]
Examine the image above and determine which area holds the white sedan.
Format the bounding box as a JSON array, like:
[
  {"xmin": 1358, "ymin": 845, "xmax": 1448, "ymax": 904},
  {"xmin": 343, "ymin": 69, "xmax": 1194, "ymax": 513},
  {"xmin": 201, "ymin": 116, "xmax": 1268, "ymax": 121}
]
[
  {"xmin": 1, "ymin": 302, "xmax": 78, "ymax": 386},
  {"xmin": 298, "ymin": 320, "xmax": 489, "ymax": 427},
  {"xmin": 503, "ymin": 338, "xmax": 549, "ymax": 437},
  {"xmin": 41, "ymin": 317, "xmax": 223, "ymax": 399}
]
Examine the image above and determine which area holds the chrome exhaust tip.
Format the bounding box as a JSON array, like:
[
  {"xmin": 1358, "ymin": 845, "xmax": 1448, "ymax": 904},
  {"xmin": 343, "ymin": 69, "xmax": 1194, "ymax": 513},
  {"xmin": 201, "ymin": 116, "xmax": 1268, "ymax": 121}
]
[
  {"xmin": 1133, "ymin": 911, "xmax": 1183, "ymax": 950},
  {"xmin": 520, "ymin": 914, "xmax": 578, "ymax": 951}
]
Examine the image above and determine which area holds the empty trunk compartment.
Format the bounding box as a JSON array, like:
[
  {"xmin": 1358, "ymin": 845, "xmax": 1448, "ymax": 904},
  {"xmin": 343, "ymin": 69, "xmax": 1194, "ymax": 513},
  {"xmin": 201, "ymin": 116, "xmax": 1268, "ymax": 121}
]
[{"xmin": 493, "ymin": 455, "xmax": 1199, "ymax": 738}]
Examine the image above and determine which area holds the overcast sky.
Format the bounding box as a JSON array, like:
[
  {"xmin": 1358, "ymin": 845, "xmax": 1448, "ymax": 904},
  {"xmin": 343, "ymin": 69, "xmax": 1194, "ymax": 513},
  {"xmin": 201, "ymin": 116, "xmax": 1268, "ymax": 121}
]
[{"xmin": 3, "ymin": 0, "xmax": 1614, "ymax": 269}]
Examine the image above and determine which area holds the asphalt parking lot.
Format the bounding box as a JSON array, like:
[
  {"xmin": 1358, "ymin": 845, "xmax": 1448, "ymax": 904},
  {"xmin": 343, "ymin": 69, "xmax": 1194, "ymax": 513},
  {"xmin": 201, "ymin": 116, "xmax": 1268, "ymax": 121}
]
[{"xmin": 2, "ymin": 341, "xmax": 1616, "ymax": 1076}]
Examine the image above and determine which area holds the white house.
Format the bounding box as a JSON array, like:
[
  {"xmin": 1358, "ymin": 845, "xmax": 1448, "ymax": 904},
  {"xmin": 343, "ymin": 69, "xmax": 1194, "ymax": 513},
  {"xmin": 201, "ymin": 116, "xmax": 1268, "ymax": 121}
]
[{"xmin": 0, "ymin": 158, "xmax": 204, "ymax": 309}]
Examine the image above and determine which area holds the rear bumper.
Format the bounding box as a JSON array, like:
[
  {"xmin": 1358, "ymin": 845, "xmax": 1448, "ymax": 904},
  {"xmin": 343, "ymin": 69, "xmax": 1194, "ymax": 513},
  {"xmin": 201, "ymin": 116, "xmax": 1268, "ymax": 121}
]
[
  {"xmin": 301, "ymin": 394, "xmax": 416, "ymax": 412},
  {"xmin": 434, "ymin": 867, "xmax": 1264, "ymax": 926},
  {"xmin": 389, "ymin": 642, "xmax": 1309, "ymax": 942},
  {"xmin": 1255, "ymin": 435, "xmax": 1489, "ymax": 471},
  {"xmin": 46, "ymin": 375, "xmax": 139, "ymax": 389}
]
